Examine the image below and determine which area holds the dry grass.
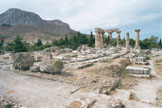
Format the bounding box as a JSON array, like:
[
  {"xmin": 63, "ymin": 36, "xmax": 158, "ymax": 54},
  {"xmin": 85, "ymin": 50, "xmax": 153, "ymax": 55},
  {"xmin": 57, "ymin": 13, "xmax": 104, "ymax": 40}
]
[
  {"xmin": 154, "ymin": 57, "xmax": 162, "ymax": 76},
  {"xmin": 156, "ymin": 86, "xmax": 162, "ymax": 107}
]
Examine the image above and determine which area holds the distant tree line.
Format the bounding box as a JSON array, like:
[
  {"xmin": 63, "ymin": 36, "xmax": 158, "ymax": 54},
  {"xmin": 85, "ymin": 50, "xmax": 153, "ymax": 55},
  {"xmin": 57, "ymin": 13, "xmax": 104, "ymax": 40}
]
[
  {"xmin": 3, "ymin": 33, "xmax": 162, "ymax": 53},
  {"xmin": 52, "ymin": 32, "xmax": 94, "ymax": 49},
  {"xmin": 1, "ymin": 24, "xmax": 12, "ymax": 27},
  {"xmin": 140, "ymin": 36, "xmax": 162, "ymax": 49}
]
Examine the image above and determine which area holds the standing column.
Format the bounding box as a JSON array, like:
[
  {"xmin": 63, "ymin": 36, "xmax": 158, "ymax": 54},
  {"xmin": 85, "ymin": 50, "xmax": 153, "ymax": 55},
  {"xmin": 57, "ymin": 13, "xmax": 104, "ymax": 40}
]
[
  {"xmin": 100, "ymin": 30, "xmax": 105, "ymax": 48},
  {"xmin": 126, "ymin": 32, "xmax": 130, "ymax": 49},
  {"xmin": 95, "ymin": 28, "xmax": 100, "ymax": 48},
  {"xmin": 98, "ymin": 31, "xmax": 102, "ymax": 48},
  {"xmin": 116, "ymin": 31, "xmax": 121, "ymax": 47},
  {"xmin": 108, "ymin": 31, "xmax": 113, "ymax": 48},
  {"xmin": 135, "ymin": 29, "xmax": 141, "ymax": 49}
]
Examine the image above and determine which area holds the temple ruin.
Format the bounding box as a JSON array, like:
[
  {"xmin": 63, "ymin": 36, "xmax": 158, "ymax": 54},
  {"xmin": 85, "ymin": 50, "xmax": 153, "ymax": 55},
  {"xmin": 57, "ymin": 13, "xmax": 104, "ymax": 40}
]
[{"xmin": 95, "ymin": 28, "xmax": 141, "ymax": 49}]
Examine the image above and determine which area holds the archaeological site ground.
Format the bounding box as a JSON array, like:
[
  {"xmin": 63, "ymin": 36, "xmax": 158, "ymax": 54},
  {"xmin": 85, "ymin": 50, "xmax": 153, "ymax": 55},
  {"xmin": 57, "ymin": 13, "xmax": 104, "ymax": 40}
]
[
  {"xmin": 0, "ymin": 1, "xmax": 162, "ymax": 108},
  {"xmin": 0, "ymin": 26, "xmax": 162, "ymax": 108}
]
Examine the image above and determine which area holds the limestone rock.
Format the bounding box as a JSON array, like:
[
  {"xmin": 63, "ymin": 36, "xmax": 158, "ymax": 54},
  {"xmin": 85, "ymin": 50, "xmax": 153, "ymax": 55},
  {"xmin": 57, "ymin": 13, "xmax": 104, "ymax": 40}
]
[
  {"xmin": 126, "ymin": 66, "xmax": 151, "ymax": 75},
  {"xmin": 108, "ymin": 98, "xmax": 125, "ymax": 108},
  {"xmin": 66, "ymin": 101, "xmax": 82, "ymax": 108},
  {"xmin": 13, "ymin": 52, "xmax": 34, "ymax": 70},
  {"xmin": 40, "ymin": 59, "xmax": 63, "ymax": 74},
  {"xmin": 30, "ymin": 65, "xmax": 40, "ymax": 72}
]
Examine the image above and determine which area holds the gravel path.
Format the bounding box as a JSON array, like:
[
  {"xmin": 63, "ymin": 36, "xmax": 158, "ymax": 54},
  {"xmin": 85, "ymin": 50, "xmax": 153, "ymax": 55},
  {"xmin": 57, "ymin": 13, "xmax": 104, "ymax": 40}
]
[{"xmin": 0, "ymin": 64, "xmax": 79, "ymax": 108}]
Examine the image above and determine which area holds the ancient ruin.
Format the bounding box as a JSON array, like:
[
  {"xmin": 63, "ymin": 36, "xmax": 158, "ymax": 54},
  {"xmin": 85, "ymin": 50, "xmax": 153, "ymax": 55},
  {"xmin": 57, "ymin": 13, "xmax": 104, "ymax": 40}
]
[
  {"xmin": 126, "ymin": 32, "xmax": 130, "ymax": 49},
  {"xmin": 95, "ymin": 28, "xmax": 141, "ymax": 49},
  {"xmin": 135, "ymin": 29, "xmax": 141, "ymax": 49}
]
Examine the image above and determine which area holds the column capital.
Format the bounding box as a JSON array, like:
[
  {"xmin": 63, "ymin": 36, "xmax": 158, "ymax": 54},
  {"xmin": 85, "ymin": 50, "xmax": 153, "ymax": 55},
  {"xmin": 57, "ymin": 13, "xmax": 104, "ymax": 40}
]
[
  {"xmin": 126, "ymin": 32, "xmax": 129, "ymax": 35},
  {"xmin": 108, "ymin": 31, "xmax": 113, "ymax": 34},
  {"xmin": 135, "ymin": 29, "xmax": 141, "ymax": 32},
  {"xmin": 95, "ymin": 28, "xmax": 104, "ymax": 33},
  {"xmin": 116, "ymin": 31, "xmax": 121, "ymax": 33}
]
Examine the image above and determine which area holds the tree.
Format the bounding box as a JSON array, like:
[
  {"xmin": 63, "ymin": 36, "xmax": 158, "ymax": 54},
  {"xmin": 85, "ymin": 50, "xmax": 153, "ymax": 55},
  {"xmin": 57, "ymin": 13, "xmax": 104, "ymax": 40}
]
[
  {"xmin": 58, "ymin": 38, "xmax": 66, "ymax": 46},
  {"xmin": 5, "ymin": 36, "xmax": 28, "ymax": 53},
  {"xmin": 159, "ymin": 39, "xmax": 161, "ymax": 46},
  {"xmin": 130, "ymin": 38, "xmax": 135, "ymax": 47},
  {"xmin": 140, "ymin": 36, "xmax": 159, "ymax": 49},
  {"xmin": 36, "ymin": 39, "xmax": 43, "ymax": 46},
  {"xmin": 52, "ymin": 39, "xmax": 59, "ymax": 46},
  {"xmin": 69, "ymin": 35, "xmax": 79, "ymax": 50},
  {"xmin": 105, "ymin": 36, "xmax": 109, "ymax": 45},
  {"xmin": 0, "ymin": 39, "xmax": 4, "ymax": 49},
  {"xmin": 65, "ymin": 34, "xmax": 69, "ymax": 45},
  {"xmin": 88, "ymin": 31, "xmax": 94, "ymax": 47}
]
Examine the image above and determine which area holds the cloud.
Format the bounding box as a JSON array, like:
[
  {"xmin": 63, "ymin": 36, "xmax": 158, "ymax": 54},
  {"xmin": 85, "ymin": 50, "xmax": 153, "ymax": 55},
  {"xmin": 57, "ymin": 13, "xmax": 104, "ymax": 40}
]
[{"xmin": 0, "ymin": 0, "xmax": 161, "ymax": 36}]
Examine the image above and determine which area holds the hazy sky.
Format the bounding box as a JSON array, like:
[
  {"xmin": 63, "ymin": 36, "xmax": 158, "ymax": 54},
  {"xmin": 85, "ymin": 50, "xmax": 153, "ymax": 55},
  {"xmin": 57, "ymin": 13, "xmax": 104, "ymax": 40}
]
[{"xmin": 0, "ymin": 0, "xmax": 161, "ymax": 39}]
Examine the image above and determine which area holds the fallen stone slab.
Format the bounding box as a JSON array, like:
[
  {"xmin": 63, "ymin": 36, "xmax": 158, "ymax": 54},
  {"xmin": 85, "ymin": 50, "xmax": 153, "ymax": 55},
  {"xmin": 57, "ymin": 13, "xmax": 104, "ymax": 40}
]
[{"xmin": 126, "ymin": 66, "xmax": 151, "ymax": 76}]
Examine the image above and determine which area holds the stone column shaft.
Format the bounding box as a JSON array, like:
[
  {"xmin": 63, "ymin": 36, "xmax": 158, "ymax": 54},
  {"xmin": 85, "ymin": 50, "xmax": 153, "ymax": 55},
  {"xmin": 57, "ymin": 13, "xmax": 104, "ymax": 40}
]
[
  {"xmin": 108, "ymin": 31, "xmax": 113, "ymax": 47},
  {"xmin": 135, "ymin": 29, "xmax": 141, "ymax": 49},
  {"xmin": 100, "ymin": 31, "xmax": 105, "ymax": 48},
  {"xmin": 126, "ymin": 32, "xmax": 130, "ymax": 49},
  {"xmin": 95, "ymin": 28, "xmax": 105, "ymax": 48},
  {"xmin": 117, "ymin": 31, "xmax": 121, "ymax": 47},
  {"xmin": 95, "ymin": 32, "xmax": 99, "ymax": 48}
]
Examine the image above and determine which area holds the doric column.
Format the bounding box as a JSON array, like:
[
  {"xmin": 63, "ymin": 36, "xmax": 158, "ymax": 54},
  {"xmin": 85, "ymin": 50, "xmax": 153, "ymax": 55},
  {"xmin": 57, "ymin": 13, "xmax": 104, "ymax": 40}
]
[
  {"xmin": 100, "ymin": 30, "xmax": 105, "ymax": 48},
  {"xmin": 95, "ymin": 28, "xmax": 100, "ymax": 48},
  {"xmin": 108, "ymin": 31, "xmax": 113, "ymax": 47},
  {"xmin": 126, "ymin": 32, "xmax": 130, "ymax": 49},
  {"xmin": 95, "ymin": 28, "xmax": 105, "ymax": 48},
  {"xmin": 116, "ymin": 31, "xmax": 121, "ymax": 47},
  {"xmin": 135, "ymin": 29, "xmax": 141, "ymax": 49}
]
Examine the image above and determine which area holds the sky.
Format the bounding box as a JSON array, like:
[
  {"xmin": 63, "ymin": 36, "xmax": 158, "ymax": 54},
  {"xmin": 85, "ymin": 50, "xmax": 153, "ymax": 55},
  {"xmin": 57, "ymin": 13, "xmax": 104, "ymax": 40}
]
[{"xmin": 0, "ymin": 0, "xmax": 161, "ymax": 40}]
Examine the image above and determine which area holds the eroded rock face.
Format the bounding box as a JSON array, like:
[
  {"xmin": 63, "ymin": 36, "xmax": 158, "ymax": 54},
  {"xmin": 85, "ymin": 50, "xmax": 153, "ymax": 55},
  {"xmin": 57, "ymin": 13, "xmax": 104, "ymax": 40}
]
[
  {"xmin": 30, "ymin": 65, "xmax": 40, "ymax": 72},
  {"xmin": 40, "ymin": 59, "xmax": 63, "ymax": 74},
  {"xmin": 13, "ymin": 52, "xmax": 34, "ymax": 70}
]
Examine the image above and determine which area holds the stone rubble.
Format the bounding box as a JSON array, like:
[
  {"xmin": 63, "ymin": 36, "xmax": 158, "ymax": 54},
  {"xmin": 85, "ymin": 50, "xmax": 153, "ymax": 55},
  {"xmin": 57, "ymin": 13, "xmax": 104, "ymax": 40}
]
[{"xmin": 0, "ymin": 95, "xmax": 25, "ymax": 108}]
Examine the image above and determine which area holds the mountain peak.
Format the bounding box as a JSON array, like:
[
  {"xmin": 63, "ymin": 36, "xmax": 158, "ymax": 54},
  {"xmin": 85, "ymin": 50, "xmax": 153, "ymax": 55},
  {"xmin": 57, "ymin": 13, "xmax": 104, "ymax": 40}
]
[
  {"xmin": 0, "ymin": 8, "xmax": 76, "ymax": 40},
  {"xmin": 0, "ymin": 8, "xmax": 44, "ymax": 25}
]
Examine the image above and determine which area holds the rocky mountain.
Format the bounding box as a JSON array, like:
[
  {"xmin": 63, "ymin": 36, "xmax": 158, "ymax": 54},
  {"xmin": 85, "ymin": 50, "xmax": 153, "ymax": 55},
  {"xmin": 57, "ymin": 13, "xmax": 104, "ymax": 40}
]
[{"xmin": 0, "ymin": 8, "xmax": 76, "ymax": 43}]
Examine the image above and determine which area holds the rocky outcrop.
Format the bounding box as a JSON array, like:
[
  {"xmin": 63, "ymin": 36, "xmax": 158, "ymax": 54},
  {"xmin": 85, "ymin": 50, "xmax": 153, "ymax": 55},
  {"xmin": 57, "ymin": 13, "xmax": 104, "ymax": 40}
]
[
  {"xmin": 40, "ymin": 59, "xmax": 63, "ymax": 74},
  {"xmin": 13, "ymin": 52, "xmax": 34, "ymax": 70},
  {"xmin": 0, "ymin": 8, "xmax": 44, "ymax": 25},
  {"xmin": 0, "ymin": 8, "xmax": 76, "ymax": 41}
]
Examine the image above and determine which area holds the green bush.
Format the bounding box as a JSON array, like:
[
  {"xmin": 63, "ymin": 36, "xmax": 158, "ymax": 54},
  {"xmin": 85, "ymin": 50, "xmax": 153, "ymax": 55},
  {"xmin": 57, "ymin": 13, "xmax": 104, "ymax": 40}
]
[{"xmin": 5, "ymin": 36, "xmax": 28, "ymax": 53}]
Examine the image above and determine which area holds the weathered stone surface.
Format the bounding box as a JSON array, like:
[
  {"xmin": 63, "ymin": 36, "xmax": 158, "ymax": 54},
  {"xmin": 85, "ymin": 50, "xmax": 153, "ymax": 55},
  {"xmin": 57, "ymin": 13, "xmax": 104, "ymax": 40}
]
[
  {"xmin": 108, "ymin": 98, "xmax": 125, "ymax": 108},
  {"xmin": 117, "ymin": 31, "xmax": 121, "ymax": 47},
  {"xmin": 30, "ymin": 65, "xmax": 40, "ymax": 72},
  {"xmin": 126, "ymin": 32, "xmax": 130, "ymax": 49},
  {"xmin": 0, "ymin": 95, "xmax": 23, "ymax": 108},
  {"xmin": 136, "ymin": 57, "xmax": 146, "ymax": 62},
  {"xmin": 40, "ymin": 59, "xmax": 63, "ymax": 74},
  {"xmin": 66, "ymin": 101, "xmax": 82, "ymax": 108},
  {"xmin": 135, "ymin": 29, "xmax": 141, "ymax": 49},
  {"xmin": 13, "ymin": 52, "xmax": 34, "ymax": 70},
  {"xmin": 95, "ymin": 28, "xmax": 105, "ymax": 48},
  {"xmin": 126, "ymin": 66, "xmax": 150, "ymax": 75}
]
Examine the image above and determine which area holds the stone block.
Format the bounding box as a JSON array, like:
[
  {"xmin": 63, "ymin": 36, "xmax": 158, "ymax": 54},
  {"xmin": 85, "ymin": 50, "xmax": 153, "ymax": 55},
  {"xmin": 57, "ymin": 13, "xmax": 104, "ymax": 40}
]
[{"xmin": 126, "ymin": 66, "xmax": 150, "ymax": 75}]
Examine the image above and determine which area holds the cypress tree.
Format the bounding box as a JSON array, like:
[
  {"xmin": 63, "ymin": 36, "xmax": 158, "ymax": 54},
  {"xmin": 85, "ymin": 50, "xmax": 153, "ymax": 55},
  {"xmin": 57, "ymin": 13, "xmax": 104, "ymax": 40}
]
[
  {"xmin": 159, "ymin": 39, "xmax": 161, "ymax": 46},
  {"xmin": 88, "ymin": 31, "xmax": 94, "ymax": 47},
  {"xmin": 65, "ymin": 34, "xmax": 69, "ymax": 45}
]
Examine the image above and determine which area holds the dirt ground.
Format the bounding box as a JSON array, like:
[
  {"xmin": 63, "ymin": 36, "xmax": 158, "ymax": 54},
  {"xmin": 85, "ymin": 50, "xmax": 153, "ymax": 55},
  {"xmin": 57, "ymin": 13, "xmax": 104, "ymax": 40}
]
[{"xmin": 0, "ymin": 51, "xmax": 162, "ymax": 108}]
